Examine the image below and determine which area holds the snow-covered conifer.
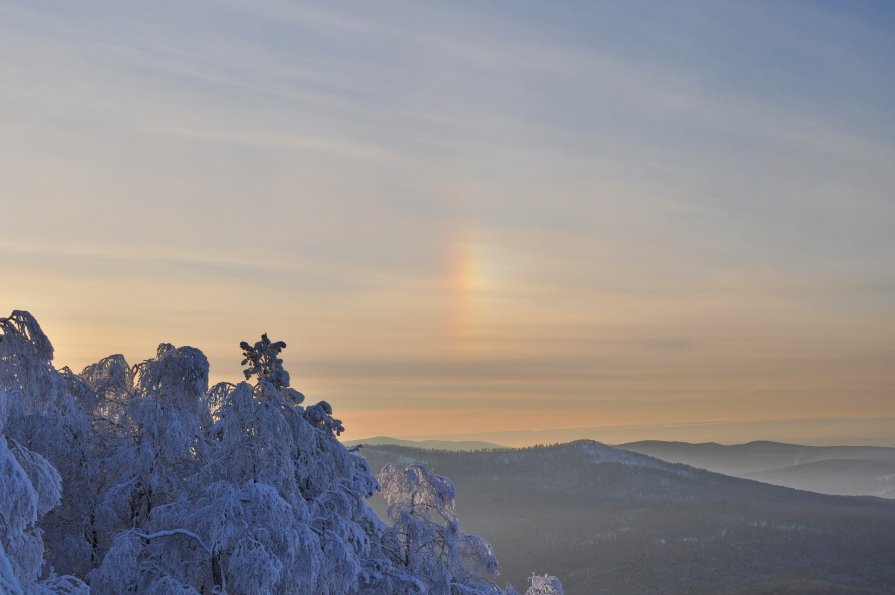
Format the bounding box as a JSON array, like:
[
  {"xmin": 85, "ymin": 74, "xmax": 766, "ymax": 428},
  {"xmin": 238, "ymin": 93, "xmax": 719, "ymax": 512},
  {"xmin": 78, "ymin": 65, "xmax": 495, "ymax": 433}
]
[{"xmin": 239, "ymin": 334, "xmax": 290, "ymax": 390}]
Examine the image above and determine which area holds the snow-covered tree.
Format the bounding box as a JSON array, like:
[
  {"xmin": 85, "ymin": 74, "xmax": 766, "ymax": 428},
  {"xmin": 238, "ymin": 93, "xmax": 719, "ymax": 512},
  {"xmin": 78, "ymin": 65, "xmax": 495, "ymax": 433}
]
[
  {"xmin": 379, "ymin": 463, "xmax": 502, "ymax": 594},
  {"xmin": 92, "ymin": 334, "xmax": 392, "ymax": 594},
  {"xmin": 0, "ymin": 311, "xmax": 561, "ymax": 593},
  {"xmin": 0, "ymin": 311, "xmax": 89, "ymax": 593},
  {"xmin": 239, "ymin": 334, "xmax": 292, "ymax": 392},
  {"xmin": 524, "ymin": 574, "xmax": 564, "ymax": 595},
  {"xmin": 0, "ymin": 431, "xmax": 62, "ymax": 592},
  {"xmin": 89, "ymin": 343, "xmax": 209, "ymax": 578},
  {"xmin": 0, "ymin": 311, "xmax": 56, "ymax": 418}
]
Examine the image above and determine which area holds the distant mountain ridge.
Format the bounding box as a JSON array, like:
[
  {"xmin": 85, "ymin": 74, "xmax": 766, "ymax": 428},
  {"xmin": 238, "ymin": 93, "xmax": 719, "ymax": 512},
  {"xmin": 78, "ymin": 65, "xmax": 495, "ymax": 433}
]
[
  {"xmin": 618, "ymin": 440, "xmax": 895, "ymax": 497},
  {"xmin": 344, "ymin": 435, "xmax": 505, "ymax": 451},
  {"xmin": 348, "ymin": 436, "xmax": 895, "ymax": 498},
  {"xmin": 619, "ymin": 439, "xmax": 895, "ymax": 473},
  {"xmin": 744, "ymin": 458, "xmax": 895, "ymax": 499},
  {"xmin": 359, "ymin": 440, "xmax": 895, "ymax": 594}
]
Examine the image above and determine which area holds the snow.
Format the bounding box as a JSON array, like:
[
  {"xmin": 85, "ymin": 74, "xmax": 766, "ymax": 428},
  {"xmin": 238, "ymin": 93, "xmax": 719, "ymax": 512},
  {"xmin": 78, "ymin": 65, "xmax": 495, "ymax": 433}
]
[
  {"xmin": 0, "ymin": 310, "xmax": 561, "ymax": 594},
  {"xmin": 525, "ymin": 574, "xmax": 564, "ymax": 595},
  {"xmin": 379, "ymin": 463, "xmax": 501, "ymax": 593}
]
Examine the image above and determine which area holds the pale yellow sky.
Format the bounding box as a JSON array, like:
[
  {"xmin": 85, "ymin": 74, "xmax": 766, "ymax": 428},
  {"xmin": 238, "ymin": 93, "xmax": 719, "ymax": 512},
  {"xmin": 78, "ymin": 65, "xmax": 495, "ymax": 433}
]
[{"xmin": 2, "ymin": 1, "xmax": 894, "ymax": 446}]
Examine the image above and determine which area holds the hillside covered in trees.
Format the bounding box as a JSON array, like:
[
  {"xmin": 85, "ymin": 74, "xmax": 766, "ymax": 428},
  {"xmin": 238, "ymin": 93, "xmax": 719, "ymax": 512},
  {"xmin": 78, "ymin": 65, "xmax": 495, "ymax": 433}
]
[
  {"xmin": 0, "ymin": 310, "xmax": 560, "ymax": 594},
  {"xmin": 360, "ymin": 443, "xmax": 895, "ymax": 594}
]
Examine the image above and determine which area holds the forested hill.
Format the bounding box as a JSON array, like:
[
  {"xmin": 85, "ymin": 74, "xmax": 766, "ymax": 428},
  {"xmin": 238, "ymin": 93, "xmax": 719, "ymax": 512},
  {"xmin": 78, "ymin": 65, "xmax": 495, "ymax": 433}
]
[{"xmin": 360, "ymin": 441, "xmax": 895, "ymax": 594}]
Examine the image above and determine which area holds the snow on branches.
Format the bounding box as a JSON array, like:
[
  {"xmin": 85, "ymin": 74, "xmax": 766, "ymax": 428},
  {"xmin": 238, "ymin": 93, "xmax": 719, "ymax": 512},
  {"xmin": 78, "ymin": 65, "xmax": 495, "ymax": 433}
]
[
  {"xmin": 0, "ymin": 312, "xmax": 561, "ymax": 594},
  {"xmin": 524, "ymin": 574, "xmax": 564, "ymax": 595},
  {"xmin": 379, "ymin": 463, "xmax": 502, "ymax": 594},
  {"xmin": 239, "ymin": 334, "xmax": 289, "ymax": 389},
  {"xmin": 1, "ymin": 311, "xmax": 88, "ymax": 593}
]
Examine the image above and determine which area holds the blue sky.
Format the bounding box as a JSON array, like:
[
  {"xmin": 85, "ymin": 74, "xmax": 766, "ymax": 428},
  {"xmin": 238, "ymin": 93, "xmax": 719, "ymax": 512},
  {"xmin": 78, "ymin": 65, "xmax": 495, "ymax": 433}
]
[{"xmin": 1, "ymin": 1, "xmax": 893, "ymax": 444}]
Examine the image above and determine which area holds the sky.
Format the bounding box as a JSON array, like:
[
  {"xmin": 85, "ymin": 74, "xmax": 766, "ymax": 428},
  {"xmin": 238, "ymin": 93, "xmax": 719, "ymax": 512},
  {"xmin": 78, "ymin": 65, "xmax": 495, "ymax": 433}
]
[{"xmin": 1, "ymin": 1, "xmax": 894, "ymax": 446}]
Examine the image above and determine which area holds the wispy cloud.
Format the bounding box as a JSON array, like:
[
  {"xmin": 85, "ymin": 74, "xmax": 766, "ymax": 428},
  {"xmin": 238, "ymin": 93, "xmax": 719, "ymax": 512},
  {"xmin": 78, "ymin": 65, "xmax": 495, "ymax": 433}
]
[{"xmin": 2, "ymin": 0, "xmax": 894, "ymax": 444}]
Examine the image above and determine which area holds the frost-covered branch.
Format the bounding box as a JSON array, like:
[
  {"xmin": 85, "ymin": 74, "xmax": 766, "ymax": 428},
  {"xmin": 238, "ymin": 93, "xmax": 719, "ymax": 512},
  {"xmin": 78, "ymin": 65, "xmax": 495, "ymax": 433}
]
[{"xmin": 134, "ymin": 529, "xmax": 211, "ymax": 555}]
